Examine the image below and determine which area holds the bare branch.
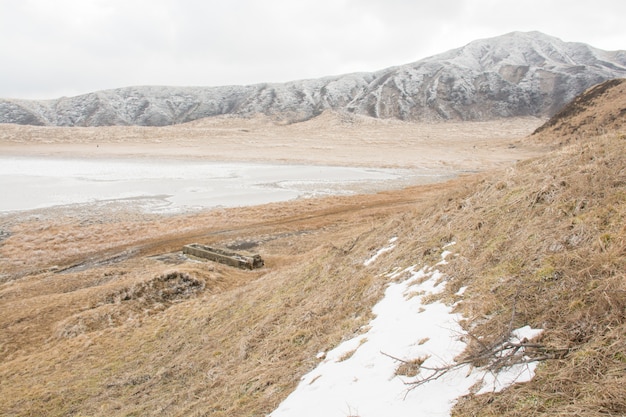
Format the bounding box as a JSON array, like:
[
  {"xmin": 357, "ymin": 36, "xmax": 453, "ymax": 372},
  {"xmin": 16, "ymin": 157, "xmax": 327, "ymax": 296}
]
[
  {"xmin": 397, "ymin": 337, "xmax": 571, "ymax": 392},
  {"xmin": 380, "ymin": 350, "xmax": 412, "ymax": 364}
]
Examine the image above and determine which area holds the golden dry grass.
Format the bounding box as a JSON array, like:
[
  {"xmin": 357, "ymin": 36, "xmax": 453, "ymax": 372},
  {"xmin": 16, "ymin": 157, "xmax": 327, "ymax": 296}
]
[
  {"xmin": 1, "ymin": 83, "xmax": 625, "ymax": 415},
  {"xmin": 0, "ymin": 113, "xmax": 543, "ymax": 170},
  {"xmin": 533, "ymin": 78, "xmax": 626, "ymax": 142},
  {"xmin": 1, "ymin": 178, "xmax": 453, "ymax": 416},
  {"xmin": 442, "ymin": 132, "xmax": 626, "ymax": 416}
]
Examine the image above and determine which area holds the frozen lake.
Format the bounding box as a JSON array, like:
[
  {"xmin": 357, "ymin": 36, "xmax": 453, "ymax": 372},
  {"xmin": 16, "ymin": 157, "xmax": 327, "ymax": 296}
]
[{"xmin": 0, "ymin": 156, "xmax": 447, "ymax": 213}]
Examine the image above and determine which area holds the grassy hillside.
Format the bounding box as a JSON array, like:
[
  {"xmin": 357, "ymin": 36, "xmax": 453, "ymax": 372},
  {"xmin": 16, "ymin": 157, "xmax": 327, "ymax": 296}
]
[
  {"xmin": 448, "ymin": 79, "xmax": 626, "ymax": 415},
  {"xmin": 0, "ymin": 80, "xmax": 624, "ymax": 416},
  {"xmin": 0, "ymin": 183, "xmax": 457, "ymax": 416}
]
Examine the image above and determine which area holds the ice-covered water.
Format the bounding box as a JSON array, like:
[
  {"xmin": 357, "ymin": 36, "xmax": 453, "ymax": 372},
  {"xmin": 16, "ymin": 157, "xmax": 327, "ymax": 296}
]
[{"xmin": 0, "ymin": 156, "xmax": 442, "ymax": 213}]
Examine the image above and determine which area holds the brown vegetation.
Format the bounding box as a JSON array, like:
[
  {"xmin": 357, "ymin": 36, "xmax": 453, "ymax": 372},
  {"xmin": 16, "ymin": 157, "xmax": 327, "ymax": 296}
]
[
  {"xmin": 446, "ymin": 132, "xmax": 625, "ymax": 415},
  {"xmin": 1, "ymin": 82, "xmax": 625, "ymax": 416},
  {"xmin": 533, "ymin": 78, "xmax": 626, "ymax": 141},
  {"xmin": 448, "ymin": 79, "xmax": 626, "ymax": 415},
  {"xmin": 0, "ymin": 114, "xmax": 542, "ymax": 170},
  {"xmin": 0, "ymin": 179, "xmax": 462, "ymax": 416}
]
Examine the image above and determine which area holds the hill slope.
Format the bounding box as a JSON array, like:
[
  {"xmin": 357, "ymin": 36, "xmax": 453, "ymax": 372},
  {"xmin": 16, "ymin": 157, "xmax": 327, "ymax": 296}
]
[
  {"xmin": 1, "ymin": 31, "xmax": 625, "ymax": 126},
  {"xmin": 533, "ymin": 77, "xmax": 626, "ymax": 139},
  {"xmin": 0, "ymin": 81, "xmax": 624, "ymax": 416},
  {"xmin": 445, "ymin": 80, "xmax": 626, "ymax": 415}
]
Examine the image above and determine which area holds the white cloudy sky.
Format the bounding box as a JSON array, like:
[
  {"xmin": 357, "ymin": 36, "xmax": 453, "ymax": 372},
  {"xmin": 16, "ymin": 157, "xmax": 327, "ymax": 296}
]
[{"xmin": 1, "ymin": 0, "xmax": 624, "ymax": 99}]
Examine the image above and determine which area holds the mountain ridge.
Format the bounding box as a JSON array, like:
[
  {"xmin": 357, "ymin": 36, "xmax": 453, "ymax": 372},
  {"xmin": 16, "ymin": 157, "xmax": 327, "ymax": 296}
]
[{"xmin": 1, "ymin": 31, "xmax": 625, "ymax": 127}]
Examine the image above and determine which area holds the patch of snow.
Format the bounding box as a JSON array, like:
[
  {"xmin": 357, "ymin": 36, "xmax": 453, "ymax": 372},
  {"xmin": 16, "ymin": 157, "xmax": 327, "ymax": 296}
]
[
  {"xmin": 270, "ymin": 246, "xmax": 544, "ymax": 417},
  {"xmin": 436, "ymin": 250, "xmax": 454, "ymax": 265},
  {"xmin": 511, "ymin": 325, "xmax": 543, "ymax": 342},
  {"xmin": 455, "ymin": 286, "xmax": 468, "ymax": 296},
  {"xmin": 363, "ymin": 237, "xmax": 397, "ymax": 266}
]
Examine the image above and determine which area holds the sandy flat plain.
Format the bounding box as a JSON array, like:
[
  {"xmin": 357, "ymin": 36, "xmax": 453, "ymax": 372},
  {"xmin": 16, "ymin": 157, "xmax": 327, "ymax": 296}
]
[{"xmin": 0, "ymin": 112, "xmax": 544, "ymax": 170}]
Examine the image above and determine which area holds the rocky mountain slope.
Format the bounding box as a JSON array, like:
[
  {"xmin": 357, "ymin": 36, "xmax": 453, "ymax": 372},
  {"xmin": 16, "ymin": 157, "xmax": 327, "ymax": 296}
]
[{"xmin": 1, "ymin": 31, "xmax": 625, "ymax": 126}]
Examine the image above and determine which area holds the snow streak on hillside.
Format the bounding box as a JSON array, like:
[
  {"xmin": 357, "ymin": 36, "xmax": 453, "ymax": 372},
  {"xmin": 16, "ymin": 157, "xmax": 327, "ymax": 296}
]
[
  {"xmin": 270, "ymin": 241, "xmax": 543, "ymax": 417},
  {"xmin": 1, "ymin": 32, "xmax": 625, "ymax": 126}
]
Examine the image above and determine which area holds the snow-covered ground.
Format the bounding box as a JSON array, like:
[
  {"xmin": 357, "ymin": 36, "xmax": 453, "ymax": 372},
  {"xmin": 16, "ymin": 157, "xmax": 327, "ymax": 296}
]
[
  {"xmin": 0, "ymin": 156, "xmax": 407, "ymax": 213},
  {"xmin": 270, "ymin": 240, "xmax": 542, "ymax": 417}
]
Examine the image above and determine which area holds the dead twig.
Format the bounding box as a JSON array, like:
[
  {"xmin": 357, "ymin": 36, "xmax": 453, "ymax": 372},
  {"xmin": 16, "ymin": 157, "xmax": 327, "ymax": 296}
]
[{"xmin": 387, "ymin": 335, "xmax": 571, "ymax": 393}]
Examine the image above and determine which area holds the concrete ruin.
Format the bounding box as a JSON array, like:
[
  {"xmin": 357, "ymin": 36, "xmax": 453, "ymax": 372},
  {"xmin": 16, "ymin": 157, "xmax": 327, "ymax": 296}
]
[{"xmin": 183, "ymin": 244, "xmax": 264, "ymax": 270}]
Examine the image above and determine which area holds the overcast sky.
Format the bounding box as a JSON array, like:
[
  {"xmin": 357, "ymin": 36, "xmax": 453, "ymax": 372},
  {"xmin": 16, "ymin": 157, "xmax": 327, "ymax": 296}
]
[{"xmin": 1, "ymin": 0, "xmax": 624, "ymax": 100}]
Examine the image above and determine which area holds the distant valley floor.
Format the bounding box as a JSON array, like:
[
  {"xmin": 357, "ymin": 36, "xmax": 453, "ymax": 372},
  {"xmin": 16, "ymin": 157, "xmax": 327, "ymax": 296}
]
[{"xmin": 0, "ymin": 114, "xmax": 545, "ymax": 171}]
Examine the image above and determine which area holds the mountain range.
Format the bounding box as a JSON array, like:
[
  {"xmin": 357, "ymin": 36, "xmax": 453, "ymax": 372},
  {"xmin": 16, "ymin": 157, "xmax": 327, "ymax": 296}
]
[{"xmin": 1, "ymin": 31, "xmax": 625, "ymax": 127}]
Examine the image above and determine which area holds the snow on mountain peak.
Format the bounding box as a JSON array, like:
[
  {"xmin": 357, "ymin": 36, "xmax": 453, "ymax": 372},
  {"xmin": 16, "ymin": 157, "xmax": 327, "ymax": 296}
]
[{"xmin": 1, "ymin": 31, "xmax": 624, "ymax": 126}]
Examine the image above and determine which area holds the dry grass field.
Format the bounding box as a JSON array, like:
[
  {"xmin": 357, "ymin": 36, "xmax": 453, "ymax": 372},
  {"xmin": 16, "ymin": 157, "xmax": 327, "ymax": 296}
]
[
  {"xmin": 0, "ymin": 112, "xmax": 540, "ymax": 170},
  {"xmin": 0, "ymin": 80, "xmax": 625, "ymax": 417}
]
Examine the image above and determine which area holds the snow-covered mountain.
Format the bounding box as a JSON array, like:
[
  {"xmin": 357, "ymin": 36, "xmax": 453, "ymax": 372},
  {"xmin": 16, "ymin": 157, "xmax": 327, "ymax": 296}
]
[{"xmin": 1, "ymin": 31, "xmax": 625, "ymax": 126}]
